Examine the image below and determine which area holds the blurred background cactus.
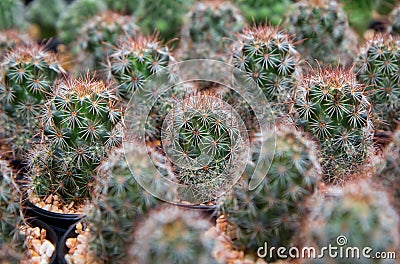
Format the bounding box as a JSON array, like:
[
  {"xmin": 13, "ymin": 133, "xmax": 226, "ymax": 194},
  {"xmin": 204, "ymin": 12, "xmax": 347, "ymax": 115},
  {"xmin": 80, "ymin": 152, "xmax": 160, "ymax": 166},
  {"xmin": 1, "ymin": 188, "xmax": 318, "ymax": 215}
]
[
  {"xmin": 302, "ymin": 180, "xmax": 399, "ymax": 264},
  {"xmin": 102, "ymin": 0, "xmax": 137, "ymax": 15},
  {"xmin": 219, "ymin": 124, "xmax": 321, "ymax": 262},
  {"xmin": 56, "ymin": 0, "xmax": 106, "ymax": 44},
  {"xmin": 26, "ymin": 0, "xmax": 66, "ymax": 39},
  {"xmin": 0, "ymin": 0, "xmax": 25, "ymax": 31},
  {"xmin": 294, "ymin": 66, "xmax": 374, "ymax": 183},
  {"xmin": 128, "ymin": 205, "xmax": 217, "ymax": 264},
  {"xmin": 355, "ymin": 34, "xmax": 400, "ymax": 132},
  {"xmin": 0, "ymin": 30, "xmax": 32, "ymax": 58},
  {"xmin": 27, "ymin": 76, "xmax": 122, "ymax": 203},
  {"xmin": 74, "ymin": 11, "xmax": 139, "ymax": 75},
  {"xmin": 286, "ymin": 0, "xmax": 358, "ymax": 68},
  {"xmin": 388, "ymin": 5, "xmax": 400, "ymax": 35},
  {"xmin": 178, "ymin": 1, "xmax": 245, "ymax": 60}
]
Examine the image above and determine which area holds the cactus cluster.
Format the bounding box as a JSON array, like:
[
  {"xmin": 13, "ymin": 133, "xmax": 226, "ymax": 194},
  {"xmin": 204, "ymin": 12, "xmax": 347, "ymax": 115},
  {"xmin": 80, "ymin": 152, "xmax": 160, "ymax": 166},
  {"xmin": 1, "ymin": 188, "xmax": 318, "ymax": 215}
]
[
  {"xmin": 230, "ymin": 24, "xmax": 300, "ymax": 117},
  {"xmin": 355, "ymin": 34, "xmax": 400, "ymax": 132},
  {"xmin": 388, "ymin": 5, "xmax": 400, "ymax": 35},
  {"xmin": 57, "ymin": 0, "xmax": 106, "ymax": 44},
  {"xmin": 128, "ymin": 205, "xmax": 217, "ymax": 264},
  {"xmin": 0, "ymin": 44, "xmax": 65, "ymax": 157},
  {"xmin": 28, "ymin": 76, "xmax": 123, "ymax": 203},
  {"xmin": 0, "ymin": 0, "xmax": 25, "ymax": 31},
  {"xmin": 219, "ymin": 124, "xmax": 321, "ymax": 261},
  {"xmin": 286, "ymin": 0, "xmax": 357, "ymax": 67},
  {"xmin": 178, "ymin": 1, "xmax": 245, "ymax": 60},
  {"xmin": 75, "ymin": 11, "xmax": 139, "ymax": 75},
  {"xmin": 302, "ymin": 180, "xmax": 399, "ymax": 264},
  {"xmin": 294, "ymin": 66, "xmax": 373, "ymax": 182}
]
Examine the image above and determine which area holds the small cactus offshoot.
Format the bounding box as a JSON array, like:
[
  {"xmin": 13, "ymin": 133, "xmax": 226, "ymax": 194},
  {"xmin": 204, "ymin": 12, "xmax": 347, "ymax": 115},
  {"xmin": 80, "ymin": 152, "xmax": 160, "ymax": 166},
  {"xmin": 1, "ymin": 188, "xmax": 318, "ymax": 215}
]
[
  {"xmin": 294, "ymin": 66, "xmax": 374, "ymax": 182},
  {"xmin": 219, "ymin": 124, "xmax": 321, "ymax": 262},
  {"xmin": 355, "ymin": 34, "xmax": 400, "ymax": 132},
  {"xmin": 28, "ymin": 76, "xmax": 123, "ymax": 203},
  {"xmin": 128, "ymin": 205, "xmax": 217, "ymax": 264}
]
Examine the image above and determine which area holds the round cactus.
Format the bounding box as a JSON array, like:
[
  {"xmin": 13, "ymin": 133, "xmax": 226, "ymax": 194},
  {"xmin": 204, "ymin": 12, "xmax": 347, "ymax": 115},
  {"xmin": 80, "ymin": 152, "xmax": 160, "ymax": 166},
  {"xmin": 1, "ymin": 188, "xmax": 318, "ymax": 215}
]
[
  {"xmin": 0, "ymin": 43, "xmax": 65, "ymax": 157},
  {"xmin": 28, "ymin": 76, "xmax": 123, "ymax": 203},
  {"xmin": 75, "ymin": 11, "xmax": 139, "ymax": 75},
  {"xmin": 302, "ymin": 180, "xmax": 399, "ymax": 264},
  {"xmin": 285, "ymin": 0, "xmax": 357, "ymax": 67},
  {"xmin": 0, "ymin": 0, "xmax": 25, "ymax": 31},
  {"xmin": 294, "ymin": 66, "xmax": 374, "ymax": 182},
  {"xmin": 128, "ymin": 205, "xmax": 217, "ymax": 264},
  {"xmin": 219, "ymin": 124, "xmax": 321, "ymax": 262},
  {"xmin": 57, "ymin": 0, "xmax": 106, "ymax": 44},
  {"xmin": 230, "ymin": 24, "xmax": 300, "ymax": 117},
  {"xmin": 355, "ymin": 34, "xmax": 400, "ymax": 132},
  {"xmin": 388, "ymin": 5, "xmax": 400, "ymax": 35},
  {"xmin": 178, "ymin": 1, "xmax": 245, "ymax": 60}
]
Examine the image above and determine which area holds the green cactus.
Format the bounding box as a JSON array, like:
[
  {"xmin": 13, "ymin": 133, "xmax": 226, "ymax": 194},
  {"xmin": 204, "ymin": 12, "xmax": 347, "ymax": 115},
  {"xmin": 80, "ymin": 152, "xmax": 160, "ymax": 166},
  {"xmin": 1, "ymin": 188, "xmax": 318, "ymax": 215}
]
[
  {"xmin": 302, "ymin": 180, "xmax": 399, "ymax": 264},
  {"xmin": 0, "ymin": 30, "xmax": 33, "ymax": 59},
  {"xmin": 75, "ymin": 11, "xmax": 139, "ymax": 75},
  {"xmin": 86, "ymin": 145, "xmax": 160, "ymax": 264},
  {"xmin": 103, "ymin": 0, "xmax": 138, "ymax": 15},
  {"xmin": 388, "ymin": 5, "xmax": 400, "ymax": 35},
  {"xmin": 286, "ymin": 0, "xmax": 358, "ymax": 67},
  {"xmin": 26, "ymin": 0, "xmax": 66, "ymax": 38},
  {"xmin": 0, "ymin": 44, "xmax": 65, "ymax": 157},
  {"xmin": 57, "ymin": 0, "xmax": 106, "ymax": 44},
  {"xmin": 294, "ymin": 66, "xmax": 374, "ymax": 182},
  {"xmin": 128, "ymin": 205, "xmax": 217, "ymax": 264},
  {"xmin": 178, "ymin": 1, "xmax": 245, "ymax": 60},
  {"xmin": 232, "ymin": 0, "xmax": 293, "ymax": 26},
  {"xmin": 0, "ymin": 0, "xmax": 25, "ymax": 31},
  {"xmin": 218, "ymin": 124, "xmax": 321, "ymax": 262},
  {"xmin": 28, "ymin": 76, "xmax": 123, "ymax": 203},
  {"xmin": 355, "ymin": 34, "xmax": 400, "ymax": 132},
  {"xmin": 0, "ymin": 160, "xmax": 23, "ymax": 258},
  {"xmin": 230, "ymin": 24, "xmax": 300, "ymax": 117}
]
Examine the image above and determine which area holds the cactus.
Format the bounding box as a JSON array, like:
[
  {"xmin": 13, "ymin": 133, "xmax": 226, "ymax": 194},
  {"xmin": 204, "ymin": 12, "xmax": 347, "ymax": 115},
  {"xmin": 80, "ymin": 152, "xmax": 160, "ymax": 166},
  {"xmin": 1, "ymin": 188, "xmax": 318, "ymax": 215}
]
[
  {"xmin": 302, "ymin": 180, "xmax": 399, "ymax": 264},
  {"xmin": 86, "ymin": 145, "xmax": 160, "ymax": 263},
  {"xmin": 355, "ymin": 34, "xmax": 400, "ymax": 132},
  {"xmin": 57, "ymin": 0, "xmax": 106, "ymax": 44},
  {"xmin": 128, "ymin": 205, "xmax": 217, "ymax": 264},
  {"xmin": 286, "ymin": 0, "xmax": 357, "ymax": 67},
  {"xmin": 0, "ymin": 30, "xmax": 33, "ymax": 58},
  {"xmin": 26, "ymin": 0, "xmax": 66, "ymax": 38},
  {"xmin": 0, "ymin": 160, "xmax": 23, "ymax": 258},
  {"xmin": 230, "ymin": 24, "xmax": 300, "ymax": 117},
  {"xmin": 103, "ymin": 0, "xmax": 138, "ymax": 14},
  {"xmin": 0, "ymin": 44, "xmax": 65, "ymax": 157},
  {"xmin": 218, "ymin": 124, "xmax": 321, "ymax": 262},
  {"xmin": 294, "ymin": 66, "xmax": 374, "ymax": 182},
  {"xmin": 178, "ymin": 1, "xmax": 245, "ymax": 60},
  {"xmin": 75, "ymin": 11, "xmax": 139, "ymax": 75},
  {"xmin": 388, "ymin": 5, "xmax": 400, "ymax": 35},
  {"xmin": 0, "ymin": 0, "xmax": 25, "ymax": 31},
  {"xmin": 27, "ymin": 76, "xmax": 123, "ymax": 203}
]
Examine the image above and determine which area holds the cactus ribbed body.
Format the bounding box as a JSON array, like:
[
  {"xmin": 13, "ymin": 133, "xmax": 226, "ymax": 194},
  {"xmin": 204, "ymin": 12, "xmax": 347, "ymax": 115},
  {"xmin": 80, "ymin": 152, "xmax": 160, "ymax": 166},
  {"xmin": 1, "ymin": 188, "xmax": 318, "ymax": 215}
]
[
  {"xmin": 219, "ymin": 124, "xmax": 321, "ymax": 262},
  {"xmin": 294, "ymin": 67, "xmax": 373, "ymax": 182}
]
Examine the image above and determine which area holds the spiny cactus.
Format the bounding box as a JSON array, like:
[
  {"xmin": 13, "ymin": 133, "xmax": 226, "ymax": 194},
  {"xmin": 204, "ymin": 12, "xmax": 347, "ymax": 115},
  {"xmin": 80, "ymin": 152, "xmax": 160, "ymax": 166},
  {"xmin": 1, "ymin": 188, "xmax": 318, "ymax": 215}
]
[
  {"xmin": 128, "ymin": 205, "xmax": 217, "ymax": 264},
  {"xmin": 105, "ymin": 35, "xmax": 173, "ymax": 102},
  {"xmin": 0, "ymin": 30, "xmax": 33, "ymax": 57},
  {"xmin": 28, "ymin": 76, "xmax": 123, "ymax": 203},
  {"xmin": 218, "ymin": 124, "xmax": 321, "ymax": 262},
  {"xmin": 75, "ymin": 11, "xmax": 139, "ymax": 75},
  {"xmin": 57, "ymin": 0, "xmax": 106, "ymax": 44},
  {"xmin": 0, "ymin": 44, "xmax": 65, "ymax": 157},
  {"xmin": 355, "ymin": 34, "xmax": 400, "ymax": 132},
  {"xmin": 86, "ymin": 145, "xmax": 160, "ymax": 264},
  {"xmin": 26, "ymin": 0, "xmax": 66, "ymax": 38},
  {"xmin": 286, "ymin": 0, "xmax": 357, "ymax": 67},
  {"xmin": 178, "ymin": 1, "xmax": 245, "ymax": 60},
  {"xmin": 0, "ymin": 0, "xmax": 25, "ymax": 30},
  {"xmin": 230, "ymin": 24, "xmax": 300, "ymax": 117},
  {"xmin": 0, "ymin": 160, "xmax": 23, "ymax": 256},
  {"xmin": 388, "ymin": 5, "xmax": 400, "ymax": 35},
  {"xmin": 294, "ymin": 66, "xmax": 374, "ymax": 182},
  {"xmin": 302, "ymin": 180, "xmax": 399, "ymax": 264}
]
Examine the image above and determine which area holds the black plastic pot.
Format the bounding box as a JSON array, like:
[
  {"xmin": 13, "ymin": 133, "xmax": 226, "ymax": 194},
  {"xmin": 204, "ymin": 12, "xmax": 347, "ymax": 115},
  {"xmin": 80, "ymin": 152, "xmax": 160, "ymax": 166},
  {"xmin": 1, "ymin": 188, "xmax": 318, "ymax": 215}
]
[
  {"xmin": 57, "ymin": 220, "xmax": 86, "ymax": 264},
  {"xmin": 25, "ymin": 218, "xmax": 58, "ymax": 264}
]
